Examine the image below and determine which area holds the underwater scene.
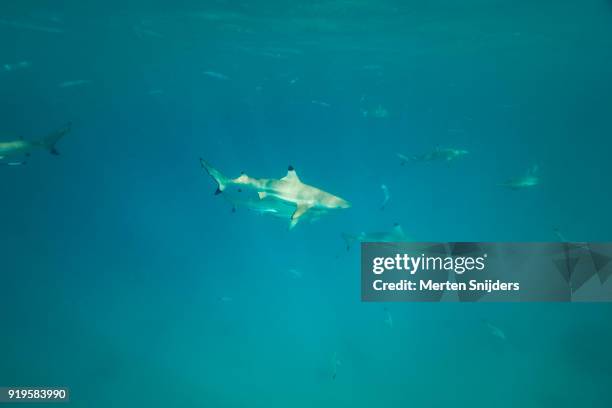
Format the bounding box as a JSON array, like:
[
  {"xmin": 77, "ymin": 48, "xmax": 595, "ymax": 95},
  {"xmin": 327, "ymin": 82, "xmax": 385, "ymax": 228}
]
[{"xmin": 2, "ymin": 0, "xmax": 612, "ymax": 406}]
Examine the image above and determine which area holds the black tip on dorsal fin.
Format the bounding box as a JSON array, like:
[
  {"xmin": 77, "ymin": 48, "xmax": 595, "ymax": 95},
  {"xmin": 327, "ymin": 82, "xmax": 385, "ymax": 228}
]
[
  {"xmin": 240, "ymin": 171, "xmax": 245, "ymax": 175},
  {"xmin": 288, "ymin": 165, "xmax": 294, "ymax": 171},
  {"xmin": 214, "ymin": 187, "xmax": 222, "ymax": 195},
  {"xmin": 393, "ymin": 222, "xmax": 399, "ymax": 227}
]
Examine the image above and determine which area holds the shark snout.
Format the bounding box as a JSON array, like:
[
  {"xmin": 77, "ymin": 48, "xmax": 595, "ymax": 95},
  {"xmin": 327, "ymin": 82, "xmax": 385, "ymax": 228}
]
[{"xmin": 336, "ymin": 197, "xmax": 351, "ymax": 209}]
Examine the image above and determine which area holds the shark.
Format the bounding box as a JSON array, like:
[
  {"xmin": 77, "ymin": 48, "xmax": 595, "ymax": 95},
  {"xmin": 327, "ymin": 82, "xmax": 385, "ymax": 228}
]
[
  {"xmin": 380, "ymin": 184, "xmax": 390, "ymax": 210},
  {"xmin": 0, "ymin": 123, "xmax": 71, "ymax": 165},
  {"xmin": 484, "ymin": 320, "xmax": 507, "ymax": 341},
  {"xmin": 200, "ymin": 159, "xmax": 350, "ymax": 228},
  {"xmin": 501, "ymin": 165, "xmax": 540, "ymax": 189},
  {"xmin": 342, "ymin": 223, "xmax": 408, "ymax": 250},
  {"xmin": 397, "ymin": 147, "xmax": 469, "ymax": 164}
]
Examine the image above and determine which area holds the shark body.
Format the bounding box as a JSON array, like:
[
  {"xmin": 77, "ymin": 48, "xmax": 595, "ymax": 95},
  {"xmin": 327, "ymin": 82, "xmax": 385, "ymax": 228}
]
[
  {"xmin": 501, "ymin": 165, "xmax": 540, "ymax": 189},
  {"xmin": 484, "ymin": 321, "xmax": 507, "ymax": 341},
  {"xmin": 0, "ymin": 123, "xmax": 71, "ymax": 165},
  {"xmin": 217, "ymin": 184, "xmax": 328, "ymax": 222},
  {"xmin": 200, "ymin": 159, "xmax": 350, "ymax": 228},
  {"xmin": 342, "ymin": 223, "xmax": 408, "ymax": 250},
  {"xmin": 380, "ymin": 184, "xmax": 390, "ymax": 210},
  {"xmin": 398, "ymin": 147, "xmax": 469, "ymax": 164}
]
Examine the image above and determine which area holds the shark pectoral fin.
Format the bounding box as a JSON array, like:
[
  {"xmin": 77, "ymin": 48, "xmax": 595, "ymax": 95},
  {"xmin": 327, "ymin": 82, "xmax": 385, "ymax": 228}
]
[
  {"xmin": 289, "ymin": 203, "xmax": 312, "ymax": 229},
  {"xmin": 257, "ymin": 191, "xmax": 267, "ymax": 200},
  {"xmin": 292, "ymin": 203, "xmax": 311, "ymax": 220},
  {"xmin": 289, "ymin": 218, "xmax": 299, "ymax": 229}
]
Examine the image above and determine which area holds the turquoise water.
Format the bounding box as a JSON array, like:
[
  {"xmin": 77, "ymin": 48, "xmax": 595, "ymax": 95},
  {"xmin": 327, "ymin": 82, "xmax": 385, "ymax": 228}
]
[{"xmin": 1, "ymin": 1, "xmax": 612, "ymax": 406}]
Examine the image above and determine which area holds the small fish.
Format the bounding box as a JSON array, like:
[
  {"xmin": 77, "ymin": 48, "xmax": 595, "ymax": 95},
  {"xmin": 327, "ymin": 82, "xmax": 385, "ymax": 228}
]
[
  {"xmin": 218, "ymin": 296, "xmax": 233, "ymax": 303},
  {"xmin": 287, "ymin": 268, "xmax": 302, "ymax": 279},
  {"xmin": 58, "ymin": 80, "xmax": 92, "ymax": 88},
  {"xmin": 148, "ymin": 89, "xmax": 164, "ymax": 96},
  {"xmin": 398, "ymin": 147, "xmax": 469, "ymax": 164},
  {"xmin": 203, "ymin": 71, "xmax": 230, "ymax": 81},
  {"xmin": 3, "ymin": 61, "xmax": 31, "ymax": 72},
  {"xmin": 380, "ymin": 184, "xmax": 390, "ymax": 210},
  {"xmin": 311, "ymin": 100, "xmax": 331, "ymax": 108},
  {"xmin": 362, "ymin": 104, "xmax": 389, "ymax": 118},
  {"xmin": 0, "ymin": 160, "xmax": 27, "ymax": 166}
]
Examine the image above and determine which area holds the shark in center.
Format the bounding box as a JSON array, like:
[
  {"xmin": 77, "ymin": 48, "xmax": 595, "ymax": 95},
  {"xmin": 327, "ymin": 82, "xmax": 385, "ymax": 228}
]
[
  {"xmin": 200, "ymin": 159, "xmax": 350, "ymax": 228},
  {"xmin": 0, "ymin": 123, "xmax": 71, "ymax": 165}
]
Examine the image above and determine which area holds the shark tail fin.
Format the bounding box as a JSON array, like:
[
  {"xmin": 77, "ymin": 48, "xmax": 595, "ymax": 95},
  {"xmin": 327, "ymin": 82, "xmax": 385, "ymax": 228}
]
[
  {"xmin": 200, "ymin": 158, "xmax": 230, "ymax": 194},
  {"xmin": 40, "ymin": 123, "xmax": 71, "ymax": 155}
]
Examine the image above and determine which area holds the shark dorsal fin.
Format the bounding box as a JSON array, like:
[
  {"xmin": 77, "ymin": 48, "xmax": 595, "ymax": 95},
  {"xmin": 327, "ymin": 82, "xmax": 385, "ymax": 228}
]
[{"xmin": 282, "ymin": 165, "xmax": 300, "ymax": 183}]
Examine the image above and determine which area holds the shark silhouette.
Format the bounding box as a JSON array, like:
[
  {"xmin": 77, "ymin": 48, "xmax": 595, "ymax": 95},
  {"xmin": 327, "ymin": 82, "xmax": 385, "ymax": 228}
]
[
  {"xmin": 0, "ymin": 123, "xmax": 71, "ymax": 165},
  {"xmin": 200, "ymin": 159, "xmax": 350, "ymax": 228}
]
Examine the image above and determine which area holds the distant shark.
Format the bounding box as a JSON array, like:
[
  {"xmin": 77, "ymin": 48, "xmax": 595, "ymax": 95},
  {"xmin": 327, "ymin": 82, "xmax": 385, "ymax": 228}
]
[
  {"xmin": 484, "ymin": 320, "xmax": 507, "ymax": 341},
  {"xmin": 200, "ymin": 159, "xmax": 350, "ymax": 228},
  {"xmin": 397, "ymin": 147, "xmax": 469, "ymax": 164},
  {"xmin": 342, "ymin": 223, "xmax": 408, "ymax": 250},
  {"xmin": 380, "ymin": 184, "xmax": 390, "ymax": 210},
  {"xmin": 501, "ymin": 165, "xmax": 540, "ymax": 189},
  {"xmin": 0, "ymin": 123, "xmax": 71, "ymax": 165},
  {"xmin": 203, "ymin": 71, "xmax": 230, "ymax": 80},
  {"xmin": 58, "ymin": 80, "xmax": 91, "ymax": 88}
]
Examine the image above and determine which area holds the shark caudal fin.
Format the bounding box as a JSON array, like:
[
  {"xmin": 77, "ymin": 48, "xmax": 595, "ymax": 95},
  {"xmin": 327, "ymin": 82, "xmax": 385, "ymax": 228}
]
[
  {"xmin": 200, "ymin": 158, "xmax": 230, "ymax": 194},
  {"xmin": 40, "ymin": 123, "xmax": 71, "ymax": 155}
]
